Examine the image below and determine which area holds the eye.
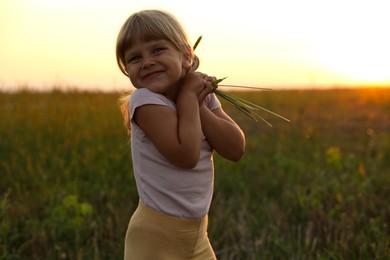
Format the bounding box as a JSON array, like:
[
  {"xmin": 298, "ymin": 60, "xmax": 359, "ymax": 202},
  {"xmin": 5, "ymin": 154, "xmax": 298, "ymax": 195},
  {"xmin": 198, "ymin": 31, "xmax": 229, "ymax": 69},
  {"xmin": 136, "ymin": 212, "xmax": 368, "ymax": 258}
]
[
  {"xmin": 126, "ymin": 55, "xmax": 141, "ymax": 64},
  {"xmin": 153, "ymin": 47, "xmax": 165, "ymax": 55}
]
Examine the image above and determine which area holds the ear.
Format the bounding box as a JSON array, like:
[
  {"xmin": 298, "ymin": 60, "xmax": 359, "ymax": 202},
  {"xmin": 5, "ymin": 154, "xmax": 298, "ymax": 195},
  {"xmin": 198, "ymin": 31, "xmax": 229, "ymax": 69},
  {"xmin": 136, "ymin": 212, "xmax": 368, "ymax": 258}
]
[{"xmin": 182, "ymin": 48, "xmax": 193, "ymax": 70}]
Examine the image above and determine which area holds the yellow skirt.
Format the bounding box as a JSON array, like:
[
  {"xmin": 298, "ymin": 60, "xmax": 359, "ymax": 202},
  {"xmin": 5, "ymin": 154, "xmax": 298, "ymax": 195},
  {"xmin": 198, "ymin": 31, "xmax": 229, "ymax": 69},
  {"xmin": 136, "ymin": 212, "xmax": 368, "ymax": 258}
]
[{"xmin": 124, "ymin": 201, "xmax": 216, "ymax": 260}]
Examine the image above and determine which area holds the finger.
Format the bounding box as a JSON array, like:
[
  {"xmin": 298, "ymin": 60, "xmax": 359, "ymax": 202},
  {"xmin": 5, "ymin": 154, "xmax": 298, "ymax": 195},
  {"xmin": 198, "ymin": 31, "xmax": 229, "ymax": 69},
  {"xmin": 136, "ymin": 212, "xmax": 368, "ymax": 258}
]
[
  {"xmin": 195, "ymin": 72, "xmax": 208, "ymax": 79},
  {"xmin": 203, "ymin": 80, "xmax": 213, "ymax": 93},
  {"xmin": 199, "ymin": 87, "xmax": 210, "ymax": 103},
  {"xmin": 204, "ymin": 76, "xmax": 217, "ymax": 82}
]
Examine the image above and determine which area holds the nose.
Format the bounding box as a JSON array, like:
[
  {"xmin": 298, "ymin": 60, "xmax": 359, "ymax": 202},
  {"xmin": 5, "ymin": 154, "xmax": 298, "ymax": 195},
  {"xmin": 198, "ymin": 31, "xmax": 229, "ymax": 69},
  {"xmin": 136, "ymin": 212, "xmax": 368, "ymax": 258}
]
[{"xmin": 142, "ymin": 56, "xmax": 155, "ymax": 69}]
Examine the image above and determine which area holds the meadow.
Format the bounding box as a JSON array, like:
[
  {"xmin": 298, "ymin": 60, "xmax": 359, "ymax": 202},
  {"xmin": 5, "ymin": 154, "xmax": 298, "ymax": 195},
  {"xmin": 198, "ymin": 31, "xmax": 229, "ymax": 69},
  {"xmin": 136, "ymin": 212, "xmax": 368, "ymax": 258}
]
[{"xmin": 0, "ymin": 88, "xmax": 389, "ymax": 259}]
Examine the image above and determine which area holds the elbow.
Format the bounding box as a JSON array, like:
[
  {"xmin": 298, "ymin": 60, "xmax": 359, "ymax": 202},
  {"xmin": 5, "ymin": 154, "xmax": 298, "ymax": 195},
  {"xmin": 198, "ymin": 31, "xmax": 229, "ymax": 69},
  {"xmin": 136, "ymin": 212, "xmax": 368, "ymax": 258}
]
[
  {"xmin": 232, "ymin": 153, "xmax": 245, "ymax": 162},
  {"xmin": 180, "ymin": 160, "xmax": 198, "ymax": 169},
  {"xmin": 227, "ymin": 130, "xmax": 246, "ymax": 162},
  {"xmin": 229, "ymin": 145, "xmax": 245, "ymax": 162},
  {"xmin": 175, "ymin": 159, "xmax": 198, "ymax": 169},
  {"xmin": 170, "ymin": 153, "xmax": 200, "ymax": 169},
  {"xmin": 213, "ymin": 137, "xmax": 246, "ymax": 162},
  {"xmin": 224, "ymin": 140, "xmax": 246, "ymax": 162}
]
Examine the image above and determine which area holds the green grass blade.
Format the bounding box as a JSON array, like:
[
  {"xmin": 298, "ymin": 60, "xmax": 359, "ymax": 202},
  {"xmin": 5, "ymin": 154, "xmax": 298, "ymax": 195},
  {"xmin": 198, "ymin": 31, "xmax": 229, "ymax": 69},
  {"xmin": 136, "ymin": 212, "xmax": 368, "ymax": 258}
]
[
  {"xmin": 193, "ymin": 36, "xmax": 202, "ymax": 51},
  {"xmin": 233, "ymin": 104, "xmax": 258, "ymax": 121},
  {"xmin": 214, "ymin": 90, "xmax": 256, "ymax": 120},
  {"xmin": 253, "ymin": 113, "xmax": 273, "ymax": 127},
  {"xmin": 213, "ymin": 88, "xmax": 290, "ymax": 126},
  {"xmin": 226, "ymin": 93, "xmax": 291, "ymax": 122},
  {"xmin": 219, "ymin": 84, "xmax": 272, "ymax": 91},
  {"xmin": 212, "ymin": 77, "xmax": 227, "ymax": 88},
  {"xmin": 214, "ymin": 90, "xmax": 255, "ymax": 111}
]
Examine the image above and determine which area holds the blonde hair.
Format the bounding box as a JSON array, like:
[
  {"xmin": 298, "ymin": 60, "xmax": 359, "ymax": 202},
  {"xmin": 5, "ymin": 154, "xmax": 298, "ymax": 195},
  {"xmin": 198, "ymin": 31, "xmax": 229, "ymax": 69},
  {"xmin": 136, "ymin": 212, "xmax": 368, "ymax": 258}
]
[{"xmin": 116, "ymin": 10, "xmax": 200, "ymax": 134}]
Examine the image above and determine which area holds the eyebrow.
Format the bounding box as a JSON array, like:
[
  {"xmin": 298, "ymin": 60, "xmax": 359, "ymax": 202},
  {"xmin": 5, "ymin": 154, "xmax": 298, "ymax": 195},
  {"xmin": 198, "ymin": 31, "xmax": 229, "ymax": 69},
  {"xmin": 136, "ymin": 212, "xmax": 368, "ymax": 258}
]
[{"xmin": 125, "ymin": 40, "xmax": 170, "ymax": 56}]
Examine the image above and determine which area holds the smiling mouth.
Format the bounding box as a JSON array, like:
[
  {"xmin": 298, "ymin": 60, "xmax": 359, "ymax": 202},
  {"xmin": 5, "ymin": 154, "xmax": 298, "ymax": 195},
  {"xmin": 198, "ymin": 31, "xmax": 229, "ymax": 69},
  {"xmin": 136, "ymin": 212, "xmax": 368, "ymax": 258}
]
[{"xmin": 143, "ymin": 71, "xmax": 163, "ymax": 80}]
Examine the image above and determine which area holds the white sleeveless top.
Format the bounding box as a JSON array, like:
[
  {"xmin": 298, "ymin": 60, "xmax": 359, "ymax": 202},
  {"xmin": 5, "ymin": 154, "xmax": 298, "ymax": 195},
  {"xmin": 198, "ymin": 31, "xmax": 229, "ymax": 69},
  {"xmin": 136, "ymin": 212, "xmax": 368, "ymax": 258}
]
[{"xmin": 129, "ymin": 88, "xmax": 221, "ymax": 218}]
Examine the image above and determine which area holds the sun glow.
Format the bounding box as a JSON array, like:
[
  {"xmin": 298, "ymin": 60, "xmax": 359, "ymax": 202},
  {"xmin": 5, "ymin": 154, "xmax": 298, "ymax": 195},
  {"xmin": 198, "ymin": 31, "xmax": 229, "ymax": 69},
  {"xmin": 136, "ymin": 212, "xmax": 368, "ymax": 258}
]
[
  {"xmin": 310, "ymin": 35, "xmax": 390, "ymax": 86},
  {"xmin": 302, "ymin": 0, "xmax": 390, "ymax": 87},
  {"xmin": 0, "ymin": 0, "xmax": 389, "ymax": 90}
]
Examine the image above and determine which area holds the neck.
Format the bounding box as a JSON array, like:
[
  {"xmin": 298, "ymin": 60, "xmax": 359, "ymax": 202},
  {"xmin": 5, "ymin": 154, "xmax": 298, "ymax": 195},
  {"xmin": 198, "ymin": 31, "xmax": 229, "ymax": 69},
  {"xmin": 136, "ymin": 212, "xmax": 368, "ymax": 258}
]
[{"xmin": 163, "ymin": 73, "xmax": 187, "ymax": 103}]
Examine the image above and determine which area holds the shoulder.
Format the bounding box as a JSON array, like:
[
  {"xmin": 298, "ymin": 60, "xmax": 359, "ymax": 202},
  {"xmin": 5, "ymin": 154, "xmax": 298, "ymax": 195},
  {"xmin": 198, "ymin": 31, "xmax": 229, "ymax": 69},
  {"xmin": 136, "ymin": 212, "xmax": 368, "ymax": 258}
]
[
  {"xmin": 204, "ymin": 92, "xmax": 221, "ymax": 110},
  {"xmin": 130, "ymin": 88, "xmax": 175, "ymax": 119},
  {"xmin": 130, "ymin": 88, "xmax": 162, "ymax": 102}
]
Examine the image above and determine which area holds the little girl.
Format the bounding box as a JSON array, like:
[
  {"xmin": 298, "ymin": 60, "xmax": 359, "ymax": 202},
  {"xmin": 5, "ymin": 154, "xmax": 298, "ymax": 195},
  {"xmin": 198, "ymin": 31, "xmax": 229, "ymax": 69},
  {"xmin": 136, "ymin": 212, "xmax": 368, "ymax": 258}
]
[{"xmin": 116, "ymin": 9, "xmax": 245, "ymax": 259}]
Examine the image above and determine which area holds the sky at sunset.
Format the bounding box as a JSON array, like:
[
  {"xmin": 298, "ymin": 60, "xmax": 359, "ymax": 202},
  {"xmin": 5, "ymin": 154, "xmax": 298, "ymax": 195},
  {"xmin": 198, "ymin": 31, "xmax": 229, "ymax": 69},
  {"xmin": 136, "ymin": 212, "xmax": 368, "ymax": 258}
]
[{"xmin": 1, "ymin": 0, "xmax": 389, "ymax": 91}]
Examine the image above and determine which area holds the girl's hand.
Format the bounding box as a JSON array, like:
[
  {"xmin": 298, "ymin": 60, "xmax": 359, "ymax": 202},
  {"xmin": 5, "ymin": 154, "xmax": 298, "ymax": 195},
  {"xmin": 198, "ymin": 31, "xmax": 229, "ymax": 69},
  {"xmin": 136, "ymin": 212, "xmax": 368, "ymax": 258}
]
[{"xmin": 181, "ymin": 72, "xmax": 214, "ymax": 105}]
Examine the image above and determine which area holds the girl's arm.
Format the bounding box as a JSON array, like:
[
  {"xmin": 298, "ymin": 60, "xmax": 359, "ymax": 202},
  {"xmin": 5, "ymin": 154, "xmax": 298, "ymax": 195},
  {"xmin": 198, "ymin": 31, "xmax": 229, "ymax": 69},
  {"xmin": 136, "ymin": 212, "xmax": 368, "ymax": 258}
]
[
  {"xmin": 200, "ymin": 106, "xmax": 246, "ymax": 161},
  {"xmin": 133, "ymin": 73, "xmax": 212, "ymax": 169}
]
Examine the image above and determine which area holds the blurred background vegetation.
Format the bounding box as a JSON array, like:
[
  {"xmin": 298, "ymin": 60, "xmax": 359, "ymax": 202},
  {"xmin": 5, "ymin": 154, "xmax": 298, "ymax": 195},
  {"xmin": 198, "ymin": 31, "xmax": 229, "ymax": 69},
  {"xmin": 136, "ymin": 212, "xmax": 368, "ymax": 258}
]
[{"xmin": 1, "ymin": 88, "xmax": 389, "ymax": 259}]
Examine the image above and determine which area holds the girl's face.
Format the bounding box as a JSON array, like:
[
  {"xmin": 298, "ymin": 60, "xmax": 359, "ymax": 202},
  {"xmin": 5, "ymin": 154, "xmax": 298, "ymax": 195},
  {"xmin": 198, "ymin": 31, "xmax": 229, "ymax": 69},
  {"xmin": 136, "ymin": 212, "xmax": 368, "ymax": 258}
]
[{"xmin": 124, "ymin": 39, "xmax": 191, "ymax": 99}]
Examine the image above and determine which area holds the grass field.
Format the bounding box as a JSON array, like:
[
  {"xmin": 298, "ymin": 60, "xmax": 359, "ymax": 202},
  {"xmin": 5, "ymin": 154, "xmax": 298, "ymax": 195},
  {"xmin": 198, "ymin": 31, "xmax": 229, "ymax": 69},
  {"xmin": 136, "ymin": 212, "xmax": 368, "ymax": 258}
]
[{"xmin": 1, "ymin": 88, "xmax": 389, "ymax": 259}]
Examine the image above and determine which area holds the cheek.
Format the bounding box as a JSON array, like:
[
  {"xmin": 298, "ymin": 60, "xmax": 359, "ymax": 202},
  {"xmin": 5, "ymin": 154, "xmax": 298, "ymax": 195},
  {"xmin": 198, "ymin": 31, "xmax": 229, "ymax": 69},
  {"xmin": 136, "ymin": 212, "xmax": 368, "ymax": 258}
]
[
  {"xmin": 126, "ymin": 67, "xmax": 140, "ymax": 87},
  {"xmin": 125, "ymin": 64, "xmax": 132, "ymax": 75},
  {"xmin": 126, "ymin": 66, "xmax": 137, "ymax": 79},
  {"xmin": 128, "ymin": 74, "xmax": 138, "ymax": 86}
]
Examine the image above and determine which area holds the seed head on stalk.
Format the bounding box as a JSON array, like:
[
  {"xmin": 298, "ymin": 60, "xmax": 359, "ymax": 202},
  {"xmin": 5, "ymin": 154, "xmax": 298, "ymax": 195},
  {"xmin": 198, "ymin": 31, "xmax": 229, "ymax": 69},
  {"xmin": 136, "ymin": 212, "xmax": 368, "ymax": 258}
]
[{"xmin": 193, "ymin": 36, "xmax": 290, "ymax": 127}]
